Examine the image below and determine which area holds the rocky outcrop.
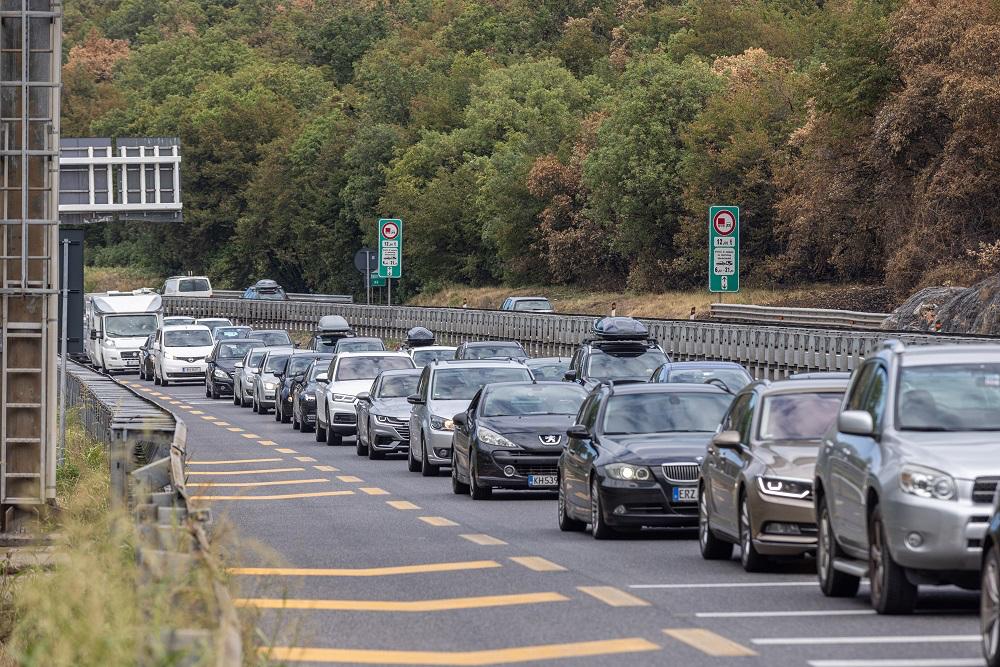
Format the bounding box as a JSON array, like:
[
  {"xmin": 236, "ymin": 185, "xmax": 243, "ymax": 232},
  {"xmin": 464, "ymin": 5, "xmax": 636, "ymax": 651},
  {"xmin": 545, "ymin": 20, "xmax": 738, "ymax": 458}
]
[
  {"xmin": 933, "ymin": 274, "xmax": 1000, "ymax": 335},
  {"xmin": 882, "ymin": 286, "xmax": 967, "ymax": 332}
]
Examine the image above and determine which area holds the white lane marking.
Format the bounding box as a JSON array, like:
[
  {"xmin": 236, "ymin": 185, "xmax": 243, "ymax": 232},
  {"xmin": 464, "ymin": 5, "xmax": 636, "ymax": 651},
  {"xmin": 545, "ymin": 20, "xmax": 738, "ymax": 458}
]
[
  {"xmin": 632, "ymin": 581, "xmax": 817, "ymax": 589},
  {"xmin": 696, "ymin": 609, "xmax": 876, "ymax": 618},
  {"xmin": 755, "ymin": 635, "xmax": 979, "ymax": 646},
  {"xmin": 808, "ymin": 660, "xmax": 984, "ymax": 667}
]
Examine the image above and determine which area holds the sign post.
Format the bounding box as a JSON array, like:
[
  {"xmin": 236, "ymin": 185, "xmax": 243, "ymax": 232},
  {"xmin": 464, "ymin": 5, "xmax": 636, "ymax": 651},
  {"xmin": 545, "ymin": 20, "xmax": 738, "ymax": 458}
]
[
  {"xmin": 378, "ymin": 218, "xmax": 403, "ymax": 306},
  {"xmin": 708, "ymin": 206, "xmax": 739, "ymax": 295},
  {"xmin": 353, "ymin": 248, "xmax": 377, "ymax": 305}
]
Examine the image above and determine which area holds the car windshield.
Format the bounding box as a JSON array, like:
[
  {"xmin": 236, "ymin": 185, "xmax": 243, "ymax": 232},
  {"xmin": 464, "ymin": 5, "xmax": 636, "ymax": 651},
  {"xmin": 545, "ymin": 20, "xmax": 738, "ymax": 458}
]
[
  {"xmin": 216, "ymin": 327, "xmax": 251, "ymax": 339},
  {"xmin": 527, "ymin": 361, "xmax": 569, "ymax": 381},
  {"xmin": 164, "ymin": 329, "xmax": 213, "ymax": 347},
  {"xmin": 309, "ymin": 363, "xmax": 328, "ymax": 380},
  {"xmin": 164, "ymin": 317, "xmax": 195, "ymax": 325},
  {"xmin": 513, "ymin": 299, "xmax": 552, "ymax": 311},
  {"xmin": 759, "ymin": 392, "xmax": 844, "ymax": 440},
  {"xmin": 431, "ymin": 367, "xmax": 532, "ymax": 400},
  {"xmin": 179, "ymin": 278, "xmax": 210, "ymax": 292},
  {"xmin": 336, "ymin": 356, "xmax": 413, "ymax": 381},
  {"xmin": 482, "ymin": 384, "xmax": 585, "ymax": 417},
  {"xmin": 263, "ymin": 354, "xmax": 290, "ymax": 373},
  {"xmin": 586, "ymin": 349, "xmax": 668, "ymax": 381},
  {"xmin": 665, "ymin": 368, "xmax": 752, "ymax": 391},
  {"xmin": 462, "ymin": 344, "xmax": 525, "ymax": 360},
  {"xmin": 105, "ymin": 314, "xmax": 158, "ymax": 338},
  {"xmin": 286, "ymin": 357, "xmax": 315, "ymax": 376},
  {"xmin": 218, "ymin": 342, "xmax": 256, "ymax": 358},
  {"xmin": 412, "ymin": 349, "xmax": 456, "ymax": 367},
  {"xmin": 253, "ymin": 289, "xmax": 286, "ymax": 301},
  {"xmin": 251, "ymin": 331, "xmax": 292, "ymax": 346},
  {"xmin": 897, "ymin": 364, "xmax": 1000, "ymax": 431},
  {"xmin": 603, "ymin": 392, "xmax": 731, "ymax": 434},
  {"xmin": 246, "ymin": 350, "xmax": 267, "ymax": 368},
  {"xmin": 378, "ymin": 375, "xmax": 420, "ymax": 398},
  {"xmin": 337, "ymin": 339, "xmax": 384, "ymax": 353},
  {"xmin": 198, "ymin": 319, "xmax": 230, "ymax": 329}
]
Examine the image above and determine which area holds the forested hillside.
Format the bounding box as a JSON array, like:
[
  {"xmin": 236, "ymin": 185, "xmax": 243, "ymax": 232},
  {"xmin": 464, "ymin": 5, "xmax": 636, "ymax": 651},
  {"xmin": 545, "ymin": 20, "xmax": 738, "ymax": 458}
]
[{"xmin": 64, "ymin": 0, "xmax": 1000, "ymax": 297}]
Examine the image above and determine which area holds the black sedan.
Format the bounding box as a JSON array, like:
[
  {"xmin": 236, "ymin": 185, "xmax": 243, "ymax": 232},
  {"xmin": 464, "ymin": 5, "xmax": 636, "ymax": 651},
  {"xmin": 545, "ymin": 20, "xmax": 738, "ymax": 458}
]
[
  {"xmin": 205, "ymin": 339, "xmax": 262, "ymax": 399},
  {"xmin": 557, "ymin": 383, "xmax": 732, "ymax": 539},
  {"xmin": 291, "ymin": 359, "xmax": 329, "ymax": 432},
  {"xmin": 451, "ymin": 382, "xmax": 587, "ymax": 499},
  {"xmin": 982, "ymin": 491, "xmax": 1000, "ymax": 667},
  {"xmin": 276, "ymin": 352, "xmax": 332, "ymax": 424}
]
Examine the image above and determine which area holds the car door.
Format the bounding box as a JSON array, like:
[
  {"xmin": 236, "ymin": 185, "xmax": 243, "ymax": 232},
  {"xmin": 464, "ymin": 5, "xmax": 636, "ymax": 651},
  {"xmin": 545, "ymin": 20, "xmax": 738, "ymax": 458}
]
[
  {"xmin": 358, "ymin": 376, "xmax": 375, "ymax": 444},
  {"xmin": 409, "ymin": 367, "xmax": 431, "ymax": 458},
  {"xmin": 454, "ymin": 391, "xmax": 481, "ymax": 473},
  {"xmin": 705, "ymin": 393, "xmax": 745, "ymax": 525},
  {"xmin": 827, "ymin": 362, "xmax": 875, "ymax": 547},
  {"xmin": 564, "ymin": 395, "xmax": 601, "ymax": 512},
  {"xmin": 713, "ymin": 393, "xmax": 755, "ymax": 535}
]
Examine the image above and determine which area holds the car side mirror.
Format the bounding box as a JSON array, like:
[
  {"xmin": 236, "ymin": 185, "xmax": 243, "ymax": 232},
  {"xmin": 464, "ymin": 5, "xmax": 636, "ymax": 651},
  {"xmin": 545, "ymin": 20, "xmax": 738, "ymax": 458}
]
[
  {"xmin": 564, "ymin": 370, "xmax": 577, "ymax": 382},
  {"xmin": 566, "ymin": 424, "xmax": 590, "ymax": 439},
  {"xmin": 357, "ymin": 391, "xmax": 371, "ymax": 402},
  {"xmin": 453, "ymin": 413, "xmax": 467, "ymax": 428},
  {"xmin": 838, "ymin": 410, "xmax": 874, "ymax": 436},
  {"xmin": 407, "ymin": 394, "xmax": 425, "ymax": 405},
  {"xmin": 316, "ymin": 372, "xmax": 328, "ymax": 383},
  {"xmin": 90, "ymin": 329, "xmax": 98, "ymax": 340},
  {"xmin": 234, "ymin": 362, "xmax": 243, "ymax": 369},
  {"xmin": 711, "ymin": 430, "xmax": 742, "ymax": 450}
]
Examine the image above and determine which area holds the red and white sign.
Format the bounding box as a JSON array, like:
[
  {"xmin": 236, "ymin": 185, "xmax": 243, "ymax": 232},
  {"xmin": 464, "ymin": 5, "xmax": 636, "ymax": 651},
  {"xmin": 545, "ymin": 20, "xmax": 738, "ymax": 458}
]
[
  {"xmin": 381, "ymin": 221, "xmax": 399, "ymax": 239},
  {"xmin": 712, "ymin": 210, "xmax": 736, "ymax": 236}
]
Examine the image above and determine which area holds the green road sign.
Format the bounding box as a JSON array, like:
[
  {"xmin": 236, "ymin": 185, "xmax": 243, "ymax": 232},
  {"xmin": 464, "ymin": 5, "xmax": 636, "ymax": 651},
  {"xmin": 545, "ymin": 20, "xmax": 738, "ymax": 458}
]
[
  {"xmin": 369, "ymin": 273, "xmax": 386, "ymax": 288},
  {"xmin": 708, "ymin": 205, "xmax": 739, "ymax": 293},
  {"xmin": 378, "ymin": 218, "xmax": 402, "ymax": 279}
]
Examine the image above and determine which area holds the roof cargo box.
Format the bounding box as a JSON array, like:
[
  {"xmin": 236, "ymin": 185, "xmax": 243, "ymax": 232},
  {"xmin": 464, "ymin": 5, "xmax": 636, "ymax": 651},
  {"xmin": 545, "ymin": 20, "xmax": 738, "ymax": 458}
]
[
  {"xmin": 405, "ymin": 326, "xmax": 435, "ymax": 348},
  {"xmin": 592, "ymin": 316, "xmax": 649, "ymax": 340},
  {"xmin": 317, "ymin": 315, "xmax": 354, "ymax": 337}
]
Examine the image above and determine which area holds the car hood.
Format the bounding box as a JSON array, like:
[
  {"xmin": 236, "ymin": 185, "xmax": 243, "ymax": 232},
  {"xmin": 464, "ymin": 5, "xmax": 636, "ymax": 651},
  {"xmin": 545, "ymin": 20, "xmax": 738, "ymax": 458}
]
[
  {"xmin": 106, "ymin": 336, "xmax": 148, "ymax": 348},
  {"xmin": 371, "ymin": 398, "xmax": 412, "ymax": 420},
  {"xmin": 478, "ymin": 414, "xmax": 577, "ymax": 450},
  {"xmin": 886, "ymin": 431, "xmax": 1000, "ymax": 480},
  {"xmin": 327, "ymin": 379, "xmax": 375, "ymax": 398},
  {"xmin": 603, "ymin": 433, "xmax": 712, "ymax": 464},
  {"xmin": 430, "ymin": 399, "xmax": 472, "ymax": 420},
  {"xmin": 165, "ymin": 345, "xmax": 214, "ymax": 358},
  {"xmin": 214, "ymin": 358, "xmax": 240, "ymax": 372},
  {"xmin": 757, "ymin": 439, "xmax": 821, "ymax": 479}
]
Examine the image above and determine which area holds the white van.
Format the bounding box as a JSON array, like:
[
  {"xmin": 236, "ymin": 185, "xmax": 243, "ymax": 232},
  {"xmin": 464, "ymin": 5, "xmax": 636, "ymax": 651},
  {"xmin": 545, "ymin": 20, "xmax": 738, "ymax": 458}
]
[
  {"xmin": 162, "ymin": 276, "xmax": 213, "ymax": 298},
  {"xmin": 152, "ymin": 324, "xmax": 215, "ymax": 386},
  {"xmin": 84, "ymin": 290, "xmax": 163, "ymax": 373}
]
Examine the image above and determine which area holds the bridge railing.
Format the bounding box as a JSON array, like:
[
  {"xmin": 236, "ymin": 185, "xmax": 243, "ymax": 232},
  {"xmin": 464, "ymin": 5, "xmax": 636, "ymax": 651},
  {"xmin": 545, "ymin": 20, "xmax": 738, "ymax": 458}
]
[{"xmin": 708, "ymin": 303, "xmax": 889, "ymax": 330}]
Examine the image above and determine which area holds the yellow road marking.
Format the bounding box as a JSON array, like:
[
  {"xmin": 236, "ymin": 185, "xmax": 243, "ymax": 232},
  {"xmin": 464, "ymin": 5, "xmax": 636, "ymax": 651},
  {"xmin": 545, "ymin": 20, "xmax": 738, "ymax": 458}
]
[
  {"xmin": 314, "ymin": 465, "xmax": 339, "ymax": 472},
  {"xmin": 190, "ymin": 410, "xmax": 204, "ymax": 415},
  {"xmin": 294, "ymin": 456, "xmax": 316, "ymax": 462},
  {"xmin": 191, "ymin": 490, "xmax": 355, "ymax": 501},
  {"xmin": 241, "ymin": 433, "xmax": 261, "ymax": 439},
  {"xmin": 460, "ymin": 534, "xmax": 506, "ymax": 546},
  {"xmin": 151, "ymin": 393, "xmax": 165, "ymax": 397},
  {"xmin": 276, "ymin": 448, "xmax": 297, "ymax": 454},
  {"xmin": 189, "ymin": 458, "xmax": 283, "ymax": 465},
  {"xmin": 420, "ymin": 516, "xmax": 458, "ymax": 527},
  {"xmin": 227, "ymin": 560, "xmax": 502, "ymax": 577},
  {"xmin": 577, "ymin": 586, "xmax": 649, "ymax": 607},
  {"xmin": 510, "ymin": 556, "xmax": 565, "ymax": 572},
  {"xmin": 387, "ymin": 500, "xmax": 420, "ymax": 510},
  {"xmin": 187, "ymin": 478, "xmax": 329, "ymax": 488},
  {"xmin": 235, "ymin": 591, "xmax": 566, "ymax": 612},
  {"xmin": 360, "ymin": 487, "xmax": 390, "ymax": 496},
  {"xmin": 178, "ymin": 405, "xmax": 192, "ymax": 409},
  {"xmin": 663, "ymin": 629, "xmax": 756, "ymax": 657},
  {"xmin": 261, "ymin": 638, "xmax": 660, "ymax": 664},
  {"xmin": 200, "ymin": 415, "xmax": 217, "ymax": 420},
  {"xmin": 337, "ymin": 475, "xmax": 363, "ymax": 483},
  {"xmin": 138, "ymin": 388, "xmax": 151, "ymax": 392},
  {"xmin": 187, "ymin": 467, "xmax": 305, "ymax": 476},
  {"xmin": 258, "ymin": 440, "xmax": 278, "ymax": 446},
  {"xmin": 227, "ymin": 427, "xmax": 243, "ymax": 432},
  {"xmin": 214, "ymin": 421, "xmax": 230, "ymax": 426},
  {"xmin": 169, "ymin": 400, "xmax": 181, "ymax": 405}
]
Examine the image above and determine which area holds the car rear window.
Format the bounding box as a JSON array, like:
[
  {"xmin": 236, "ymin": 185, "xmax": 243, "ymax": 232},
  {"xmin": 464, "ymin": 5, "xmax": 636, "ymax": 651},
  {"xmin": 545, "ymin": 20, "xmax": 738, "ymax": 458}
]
[
  {"xmin": 758, "ymin": 392, "xmax": 844, "ymax": 440},
  {"xmin": 513, "ymin": 299, "xmax": 552, "ymax": 311},
  {"xmin": 461, "ymin": 343, "xmax": 525, "ymax": 360},
  {"xmin": 251, "ymin": 331, "xmax": 292, "ymax": 346},
  {"xmin": 336, "ymin": 339, "xmax": 385, "ymax": 353},
  {"xmin": 412, "ymin": 349, "xmax": 456, "ymax": 367},
  {"xmin": 179, "ymin": 278, "xmax": 210, "ymax": 292}
]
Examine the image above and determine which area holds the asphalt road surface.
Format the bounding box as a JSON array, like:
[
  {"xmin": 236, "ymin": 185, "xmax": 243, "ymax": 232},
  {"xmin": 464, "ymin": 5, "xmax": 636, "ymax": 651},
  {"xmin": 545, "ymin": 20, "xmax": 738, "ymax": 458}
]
[{"xmin": 130, "ymin": 379, "xmax": 985, "ymax": 667}]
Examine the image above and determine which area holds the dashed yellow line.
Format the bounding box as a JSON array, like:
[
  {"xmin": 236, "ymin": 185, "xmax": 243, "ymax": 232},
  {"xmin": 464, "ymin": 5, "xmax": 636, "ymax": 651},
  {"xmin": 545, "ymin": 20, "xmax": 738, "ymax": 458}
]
[
  {"xmin": 201, "ymin": 415, "xmax": 217, "ymax": 420},
  {"xmin": 460, "ymin": 534, "xmax": 506, "ymax": 546},
  {"xmin": 178, "ymin": 404, "xmax": 192, "ymax": 409},
  {"xmin": 191, "ymin": 490, "xmax": 355, "ymax": 501},
  {"xmin": 189, "ymin": 458, "xmax": 283, "ymax": 465},
  {"xmin": 510, "ymin": 556, "xmax": 565, "ymax": 572},
  {"xmin": 241, "ymin": 433, "xmax": 261, "ymax": 439},
  {"xmin": 187, "ymin": 478, "xmax": 328, "ymax": 488},
  {"xmin": 663, "ymin": 629, "xmax": 756, "ymax": 657},
  {"xmin": 258, "ymin": 440, "xmax": 278, "ymax": 446},
  {"xmin": 419, "ymin": 516, "xmax": 458, "ymax": 527},
  {"xmin": 577, "ymin": 586, "xmax": 649, "ymax": 607},
  {"xmin": 294, "ymin": 456, "xmax": 316, "ymax": 462},
  {"xmin": 235, "ymin": 592, "xmax": 567, "ymax": 612},
  {"xmin": 360, "ymin": 487, "xmax": 390, "ymax": 496},
  {"xmin": 227, "ymin": 427, "xmax": 244, "ymax": 433},
  {"xmin": 187, "ymin": 467, "xmax": 305, "ymax": 476},
  {"xmin": 190, "ymin": 410, "xmax": 204, "ymax": 415},
  {"xmin": 314, "ymin": 465, "xmax": 339, "ymax": 472},
  {"xmin": 214, "ymin": 421, "xmax": 230, "ymax": 426},
  {"xmin": 387, "ymin": 500, "xmax": 419, "ymax": 510},
  {"xmin": 227, "ymin": 561, "xmax": 502, "ymax": 577},
  {"xmin": 337, "ymin": 475, "xmax": 363, "ymax": 483},
  {"xmin": 276, "ymin": 448, "xmax": 297, "ymax": 454}
]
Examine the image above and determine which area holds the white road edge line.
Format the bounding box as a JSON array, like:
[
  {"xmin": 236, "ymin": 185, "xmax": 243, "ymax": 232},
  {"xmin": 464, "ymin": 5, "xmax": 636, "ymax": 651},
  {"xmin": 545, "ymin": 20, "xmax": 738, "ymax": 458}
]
[
  {"xmin": 755, "ymin": 635, "xmax": 979, "ymax": 646},
  {"xmin": 696, "ymin": 609, "xmax": 876, "ymax": 618},
  {"xmin": 808, "ymin": 660, "xmax": 984, "ymax": 667}
]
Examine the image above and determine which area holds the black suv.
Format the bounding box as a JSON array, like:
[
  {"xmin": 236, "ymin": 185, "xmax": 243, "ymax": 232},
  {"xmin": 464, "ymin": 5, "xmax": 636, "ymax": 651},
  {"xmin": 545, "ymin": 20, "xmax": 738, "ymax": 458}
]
[{"xmin": 564, "ymin": 317, "xmax": 669, "ymax": 390}]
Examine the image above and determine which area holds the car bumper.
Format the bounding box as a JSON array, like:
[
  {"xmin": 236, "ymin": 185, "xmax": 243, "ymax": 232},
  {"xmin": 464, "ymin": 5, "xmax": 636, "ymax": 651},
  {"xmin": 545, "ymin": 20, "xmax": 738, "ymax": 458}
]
[
  {"xmin": 258, "ymin": 390, "xmax": 276, "ymax": 407},
  {"xmin": 299, "ymin": 400, "xmax": 317, "ymax": 422},
  {"xmin": 162, "ymin": 359, "xmax": 207, "ymax": 380},
  {"xmin": 746, "ymin": 489, "xmax": 817, "ymax": 556},
  {"xmin": 210, "ymin": 375, "xmax": 233, "ymax": 390},
  {"xmin": 371, "ymin": 422, "xmax": 410, "ymax": 451},
  {"xmin": 104, "ymin": 352, "xmax": 142, "ymax": 371},
  {"xmin": 329, "ymin": 405, "xmax": 358, "ymax": 435},
  {"xmin": 596, "ymin": 477, "xmax": 699, "ymax": 528},
  {"xmin": 474, "ymin": 450, "xmax": 559, "ymax": 489},
  {"xmin": 424, "ymin": 429, "xmax": 454, "ymax": 464}
]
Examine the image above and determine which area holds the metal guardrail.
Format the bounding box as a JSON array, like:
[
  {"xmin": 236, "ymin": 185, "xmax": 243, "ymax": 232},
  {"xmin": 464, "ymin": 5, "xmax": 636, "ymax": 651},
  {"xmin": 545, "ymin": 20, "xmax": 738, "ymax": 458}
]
[
  {"xmin": 709, "ymin": 303, "xmax": 889, "ymax": 329},
  {"xmin": 163, "ymin": 297, "xmax": 993, "ymax": 379},
  {"xmin": 63, "ymin": 360, "xmax": 241, "ymax": 665},
  {"xmin": 212, "ymin": 289, "xmax": 353, "ymax": 304}
]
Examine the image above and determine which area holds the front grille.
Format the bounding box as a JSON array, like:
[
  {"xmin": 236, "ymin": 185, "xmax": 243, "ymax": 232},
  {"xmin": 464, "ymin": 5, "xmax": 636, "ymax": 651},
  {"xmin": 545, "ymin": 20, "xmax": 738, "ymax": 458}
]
[
  {"xmin": 973, "ymin": 477, "xmax": 1000, "ymax": 504},
  {"xmin": 394, "ymin": 426, "xmax": 410, "ymax": 441},
  {"xmin": 513, "ymin": 463, "xmax": 558, "ymax": 476},
  {"xmin": 333, "ymin": 413, "xmax": 357, "ymax": 425},
  {"xmin": 120, "ymin": 351, "xmax": 139, "ymax": 359},
  {"xmin": 662, "ymin": 463, "xmax": 700, "ymax": 483}
]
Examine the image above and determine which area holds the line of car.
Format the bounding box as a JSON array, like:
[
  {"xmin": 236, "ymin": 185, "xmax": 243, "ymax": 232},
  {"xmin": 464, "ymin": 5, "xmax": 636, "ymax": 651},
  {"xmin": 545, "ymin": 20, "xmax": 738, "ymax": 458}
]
[{"xmin": 128, "ymin": 313, "xmax": 1000, "ymax": 667}]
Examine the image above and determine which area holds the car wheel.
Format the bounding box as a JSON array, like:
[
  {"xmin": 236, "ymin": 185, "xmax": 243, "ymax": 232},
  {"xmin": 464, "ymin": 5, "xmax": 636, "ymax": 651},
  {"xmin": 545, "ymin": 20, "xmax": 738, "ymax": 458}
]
[
  {"xmin": 557, "ymin": 476, "xmax": 586, "ymax": 532},
  {"xmin": 740, "ymin": 495, "xmax": 768, "ymax": 572},
  {"xmin": 451, "ymin": 450, "xmax": 469, "ymax": 495},
  {"xmin": 699, "ymin": 486, "xmax": 734, "ymax": 560},
  {"xmin": 315, "ymin": 419, "xmax": 326, "ymax": 442},
  {"xmin": 356, "ymin": 432, "xmax": 368, "ymax": 456},
  {"xmin": 326, "ymin": 424, "xmax": 341, "ymax": 446},
  {"xmin": 982, "ymin": 544, "xmax": 1000, "ymax": 667},
  {"xmin": 590, "ymin": 476, "xmax": 614, "ymax": 539},
  {"xmin": 211, "ymin": 383, "xmax": 221, "ymax": 400},
  {"xmin": 368, "ymin": 422, "xmax": 384, "ymax": 460},
  {"xmin": 421, "ymin": 438, "xmax": 440, "ymax": 477},
  {"xmin": 154, "ymin": 369, "xmax": 161, "ymax": 386},
  {"xmin": 407, "ymin": 437, "xmax": 422, "ymax": 473},
  {"xmin": 252, "ymin": 395, "xmax": 258, "ymax": 413},
  {"xmin": 292, "ymin": 408, "xmax": 300, "ymax": 430},
  {"xmin": 869, "ymin": 504, "xmax": 917, "ymax": 614},
  {"xmin": 280, "ymin": 403, "xmax": 291, "ymax": 424},
  {"xmin": 233, "ymin": 386, "xmax": 241, "ymax": 405},
  {"xmin": 469, "ymin": 454, "xmax": 490, "ymax": 498},
  {"xmin": 160, "ymin": 375, "xmax": 169, "ymax": 387},
  {"xmin": 817, "ymin": 494, "xmax": 861, "ymax": 598}
]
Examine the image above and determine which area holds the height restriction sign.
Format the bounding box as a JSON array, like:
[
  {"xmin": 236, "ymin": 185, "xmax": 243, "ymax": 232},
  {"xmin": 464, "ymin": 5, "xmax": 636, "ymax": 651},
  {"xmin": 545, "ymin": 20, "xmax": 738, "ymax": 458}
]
[
  {"xmin": 378, "ymin": 218, "xmax": 402, "ymax": 279},
  {"xmin": 708, "ymin": 205, "xmax": 739, "ymax": 293}
]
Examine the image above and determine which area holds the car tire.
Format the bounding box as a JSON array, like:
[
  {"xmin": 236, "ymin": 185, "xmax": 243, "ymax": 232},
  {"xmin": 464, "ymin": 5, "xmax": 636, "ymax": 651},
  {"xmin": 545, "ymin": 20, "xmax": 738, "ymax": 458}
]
[
  {"xmin": 451, "ymin": 451, "xmax": 470, "ymax": 495},
  {"xmin": 558, "ymin": 476, "xmax": 586, "ymax": 532},
  {"xmin": 326, "ymin": 425, "xmax": 341, "ymax": 447},
  {"xmin": 590, "ymin": 476, "xmax": 614, "ymax": 539},
  {"xmin": 161, "ymin": 375, "xmax": 169, "ymax": 387},
  {"xmin": 869, "ymin": 504, "xmax": 917, "ymax": 614},
  {"xmin": 469, "ymin": 455, "xmax": 490, "ymax": 498},
  {"xmin": 315, "ymin": 419, "xmax": 326, "ymax": 442},
  {"xmin": 422, "ymin": 438, "xmax": 440, "ymax": 477},
  {"xmin": 356, "ymin": 433, "xmax": 368, "ymax": 456},
  {"xmin": 368, "ymin": 422, "xmax": 384, "ymax": 460},
  {"xmin": 252, "ymin": 396, "xmax": 258, "ymax": 413},
  {"xmin": 982, "ymin": 544, "xmax": 1000, "ymax": 667},
  {"xmin": 280, "ymin": 404, "xmax": 290, "ymax": 424},
  {"xmin": 292, "ymin": 409, "xmax": 300, "ymax": 430},
  {"xmin": 154, "ymin": 370, "xmax": 161, "ymax": 386},
  {"xmin": 699, "ymin": 486, "xmax": 734, "ymax": 560},
  {"xmin": 817, "ymin": 495, "xmax": 861, "ymax": 598},
  {"xmin": 407, "ymin": 438, "xmax": 422, "ymax": 473},
  {"xmin": 233, "ymin": 387, "xmax": 241, "ymax": 405},
  {"xmin": 740, "ymin": 495, "xmax": 769, "ymax": 572}
]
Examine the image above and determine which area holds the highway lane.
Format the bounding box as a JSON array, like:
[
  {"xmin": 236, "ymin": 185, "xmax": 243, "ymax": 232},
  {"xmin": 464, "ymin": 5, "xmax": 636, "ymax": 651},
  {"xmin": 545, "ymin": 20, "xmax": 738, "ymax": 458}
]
[{"xmin": 127, "ymin": 378, "xmax": 985, "ymax": 667}]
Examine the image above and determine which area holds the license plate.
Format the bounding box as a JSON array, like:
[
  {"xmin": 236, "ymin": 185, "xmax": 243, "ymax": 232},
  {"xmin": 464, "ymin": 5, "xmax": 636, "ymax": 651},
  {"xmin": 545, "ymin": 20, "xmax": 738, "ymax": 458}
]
[
  {"xmin": 528, "ymin": 474, "xmax": 557, "ymax": 487},
  {"xmin": 672, "ymin": 486, "xmax": 697, "ymax": 503},
  {"xmin": 183, "ymin": 366, "xmax": 202, "ymax": 373},
  {"xmin": 124, "ymin": 360, "xmax": 138, "ymax": 366}
]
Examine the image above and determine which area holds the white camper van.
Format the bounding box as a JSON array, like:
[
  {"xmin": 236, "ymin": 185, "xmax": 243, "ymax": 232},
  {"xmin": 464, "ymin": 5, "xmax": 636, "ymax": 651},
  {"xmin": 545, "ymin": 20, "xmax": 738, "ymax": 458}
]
[{"xmin": 84, "ymin": 290, "xmax": 162, "ymax": 373}]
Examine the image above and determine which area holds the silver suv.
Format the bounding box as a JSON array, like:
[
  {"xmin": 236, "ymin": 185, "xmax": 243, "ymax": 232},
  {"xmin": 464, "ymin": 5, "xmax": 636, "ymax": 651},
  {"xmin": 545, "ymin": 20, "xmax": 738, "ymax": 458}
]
[
  {"xmin": 815, "ymin": 342, "xmax": 1000, "ymax": 614},
  {"xmin": 406, "ymin": 360, "xmax": 532, "ymax": 477}
]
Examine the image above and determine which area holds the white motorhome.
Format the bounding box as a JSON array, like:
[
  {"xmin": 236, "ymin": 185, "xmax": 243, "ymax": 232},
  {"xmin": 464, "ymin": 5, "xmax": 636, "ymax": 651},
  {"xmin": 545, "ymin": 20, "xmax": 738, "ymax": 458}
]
[{"xmin": 84, "ymin": 290, "xmax": 163, "ymax": 373}]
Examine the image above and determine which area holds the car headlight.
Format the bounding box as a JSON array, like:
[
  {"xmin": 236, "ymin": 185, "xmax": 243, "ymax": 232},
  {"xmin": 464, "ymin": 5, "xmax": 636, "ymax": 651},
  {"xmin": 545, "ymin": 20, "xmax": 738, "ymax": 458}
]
[
  {"xmin": 332, "ymin": 393, "xmax": 356, "ymax": 403},
  {"xmin": 162, "ymin": 351, "xmax": 173, "ymax": 360},
  {"xmin": 604, "ymin": 463, "xmax": 652, "ymax": 481},
  {"xmin": 263, "ymin": 382, "xmax": 276, "ymax": 390},
  {"xmin": 105, "ymin": 339, "xmax": 117, "ymax": 348},
  {"xmin": 430, "ymin": 415, "xmax": 454, "ymax": 431},
  {"xmin": 900, "ymin": 464, "xmax": 956, "ymax": 501},
  {"xmin": 477, "ymin": 426, "xmax": 519, "ymax": 448},
  {"xmin": 213, "ymin": 368, "xmax": 230, "ymax": 380},
  {"xmin": 374, "ymin": 415, "xmax": 393, "ymax": 424},
  {"xmin": 757, "ymin": 477, "xmax": 812, "ymax": 500}
]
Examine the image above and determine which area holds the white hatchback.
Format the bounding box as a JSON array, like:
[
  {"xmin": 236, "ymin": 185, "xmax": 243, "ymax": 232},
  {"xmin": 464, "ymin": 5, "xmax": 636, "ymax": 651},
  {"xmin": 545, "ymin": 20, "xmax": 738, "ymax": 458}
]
[{"xmin": 153, "ymin": 325, "xmax": 214, "ymax": 386}]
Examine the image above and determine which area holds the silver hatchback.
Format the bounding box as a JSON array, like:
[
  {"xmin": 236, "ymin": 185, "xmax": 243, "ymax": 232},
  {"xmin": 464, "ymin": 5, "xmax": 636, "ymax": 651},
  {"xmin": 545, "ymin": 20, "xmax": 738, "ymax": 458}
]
[{"xmin": 815, "ymin": 342, "xmax": 1000, "ymax": 614}]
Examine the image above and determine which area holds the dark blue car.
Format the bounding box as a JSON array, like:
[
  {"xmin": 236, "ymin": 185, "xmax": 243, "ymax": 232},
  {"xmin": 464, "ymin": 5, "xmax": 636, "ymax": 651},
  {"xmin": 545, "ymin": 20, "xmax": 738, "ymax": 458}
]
[{"xmin": 648, "ymin": 360, "xmax": 753, "ymax": 392}]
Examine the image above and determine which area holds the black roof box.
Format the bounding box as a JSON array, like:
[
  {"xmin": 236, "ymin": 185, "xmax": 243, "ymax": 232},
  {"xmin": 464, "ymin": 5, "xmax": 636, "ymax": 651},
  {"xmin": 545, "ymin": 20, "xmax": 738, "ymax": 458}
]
[
  {"xmin": 405, "ymin": 326, "xmax": 435, "ymax": 347},
  {"xmin": 317, "ymin": 315, "xmax": 354, "ymax": 338},
  {"xmin": 592, "ymin": 316, "xmax": 649, "ymax": 340}
]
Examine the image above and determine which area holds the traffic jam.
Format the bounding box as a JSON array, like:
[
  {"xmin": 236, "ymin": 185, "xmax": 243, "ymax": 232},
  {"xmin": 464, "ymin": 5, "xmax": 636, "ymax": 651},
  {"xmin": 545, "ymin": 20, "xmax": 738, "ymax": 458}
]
[{"xmin": 91, "ymin": 297, "xmax": 1000, "ymax": 666}]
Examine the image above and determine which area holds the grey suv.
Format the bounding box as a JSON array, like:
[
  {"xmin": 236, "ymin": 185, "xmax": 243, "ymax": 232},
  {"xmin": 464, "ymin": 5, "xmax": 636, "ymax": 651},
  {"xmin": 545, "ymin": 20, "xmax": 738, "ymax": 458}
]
[
  {"xmin": 815, "ymin": 342, "xmax": 1000, "ymax": 614},
  {"xmin": 406, "ymin": 360, "xmax": 532, "ymax": 476}
]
